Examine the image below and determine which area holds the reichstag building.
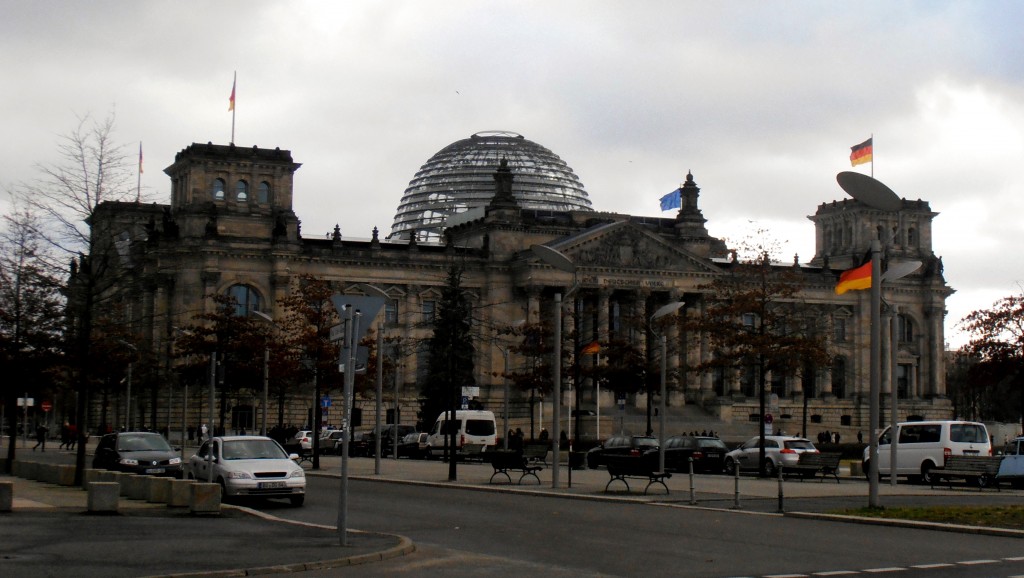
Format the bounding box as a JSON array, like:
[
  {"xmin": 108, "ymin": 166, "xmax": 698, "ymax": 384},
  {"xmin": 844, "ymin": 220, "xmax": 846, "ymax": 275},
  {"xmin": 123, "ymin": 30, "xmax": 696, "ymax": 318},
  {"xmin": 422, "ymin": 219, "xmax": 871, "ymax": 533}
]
[{"xmin": 89, "ymin": 131, "xmax": 953, "ymax": 439}]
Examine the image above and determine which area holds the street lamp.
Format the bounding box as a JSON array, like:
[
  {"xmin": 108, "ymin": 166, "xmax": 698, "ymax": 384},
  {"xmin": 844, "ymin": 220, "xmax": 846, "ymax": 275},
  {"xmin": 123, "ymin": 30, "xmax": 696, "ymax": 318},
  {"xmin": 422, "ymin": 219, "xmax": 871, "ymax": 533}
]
[
  {"xmin": 358, "ymin": 283, "xmax": 391, "ymax": 476},
  {"xmin": 836, "ymin": 171, "xmax": 919, "ymax": 508},
  {"xmin": 251, "ymin": 310, "xmax": 276, "ymax": 437},
  {"xmin": 117, "ymin": 340, "xmax": 137, "ymax": 431},
  {"xmin": 530, "ymin": 244, "xmax": 578, "ymax": 489},
  {"xmin": 650, "ymin": 301, "xmax": 685, "ymax": 473}
]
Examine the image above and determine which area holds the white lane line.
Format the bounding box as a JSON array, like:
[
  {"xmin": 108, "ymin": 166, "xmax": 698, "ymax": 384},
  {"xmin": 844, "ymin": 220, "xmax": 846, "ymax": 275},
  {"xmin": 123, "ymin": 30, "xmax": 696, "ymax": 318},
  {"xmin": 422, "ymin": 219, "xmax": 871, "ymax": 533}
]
[
  {"xmin": 765, "ymin": 575, "xmax": 808, "ymax": 577},
  {"xmin": 863, "ymin": 568, "xmax": 905, "ymax": 573},
  {"xmin": 813, "ymin": 571, "xmax": 859, "ymax": 576},
  {"xmin": 1007, "ymin": 556, "xmax": 1024, "ymax": 561},
  {"xmin": 959, "ymin": 559, "xmax": 999, "ymax": 565},
  {"xmin": 911, "ymin": 563, "xmax": 953, "ymax": 569}
]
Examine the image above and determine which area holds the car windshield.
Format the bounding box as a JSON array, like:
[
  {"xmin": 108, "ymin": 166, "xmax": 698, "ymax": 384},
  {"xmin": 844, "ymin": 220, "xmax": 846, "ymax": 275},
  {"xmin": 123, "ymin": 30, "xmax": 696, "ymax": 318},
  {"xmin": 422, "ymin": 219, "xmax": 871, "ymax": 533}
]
[
  {"xmin": 116, "ymin": 434, "xmax": 171, "ymax": 452},
  {"xmin": 222, "ymin": 439, "xmax": 288, "ymax": 460},
  {"xmin": 784, "ymin": 439, "xmax": 816, "ymax": 450},
  {"xmin": 698, "ymin": 439, "xmax": 727, "ymax": 450},
  {"xmin": 634, "ymin": 437, "xmax": 658, "ymax": 449}
]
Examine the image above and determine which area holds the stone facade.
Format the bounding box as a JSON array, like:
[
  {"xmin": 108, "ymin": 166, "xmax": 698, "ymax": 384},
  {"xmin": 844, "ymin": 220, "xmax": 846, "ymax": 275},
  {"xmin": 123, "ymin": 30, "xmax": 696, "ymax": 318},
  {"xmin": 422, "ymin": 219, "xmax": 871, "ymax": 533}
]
[{"xmin": 86, "ymin": 140, "xmax": 953, "ymax": 440}]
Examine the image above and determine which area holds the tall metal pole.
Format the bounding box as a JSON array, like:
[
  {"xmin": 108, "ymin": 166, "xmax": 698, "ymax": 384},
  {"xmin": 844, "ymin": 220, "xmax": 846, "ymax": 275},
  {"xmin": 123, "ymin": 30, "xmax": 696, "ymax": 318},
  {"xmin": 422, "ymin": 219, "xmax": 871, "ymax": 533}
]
[
  {"xmin": 338, "ymin": 307, "xmax": 355, "ymax": 546},
  {"xmin": 374, "ymin": 328, "xmax": 383, "ymax": 475},
  {"xmin": 262, "ymin": 346, "xmax": 269, "ymax": 436},
  {"xmin": 126, "ymin": 360, "xmax": 133, "ymax": 431},
  {"xmin": 890, "ymin": 306, "xmax": 899, "ymax": 486},
  {"xmin": 868, "ymin": 239, "xmax": 882, "ymax": 508},
  {"xmin": 501, "ymin": 346, "xmax": 509, "ymax": 450},
  {"xmin": 659, "ymin": 334, "xmax": 667, "ymax": 473},
  {"xmin": 552, "ymin": 292, "xmax": 562, "ymax": 489},
  {"xmin": 208, "ymin": 352, "xmax": 216, "ymax": 484}
]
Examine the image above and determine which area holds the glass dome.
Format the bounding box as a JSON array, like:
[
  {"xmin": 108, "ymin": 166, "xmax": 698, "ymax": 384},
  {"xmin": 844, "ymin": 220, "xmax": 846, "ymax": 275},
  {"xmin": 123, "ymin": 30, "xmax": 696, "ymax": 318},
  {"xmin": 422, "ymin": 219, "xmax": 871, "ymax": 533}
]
[{"xmin": 389, "ymin": 131, "xmax": 592, "ymax": 242}]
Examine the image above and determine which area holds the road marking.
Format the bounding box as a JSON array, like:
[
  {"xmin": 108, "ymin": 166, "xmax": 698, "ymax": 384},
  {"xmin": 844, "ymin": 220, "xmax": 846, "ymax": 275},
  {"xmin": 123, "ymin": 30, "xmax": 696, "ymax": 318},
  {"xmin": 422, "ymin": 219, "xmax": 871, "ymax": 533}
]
[
  {"xmin": 959, "ymin": 559, "xmax": 999, "ymax": 565},
  {"xmin": 765, "ymin": 575, "xmax": 808, "ymax": 578},
  {"xmin": 911, "ymin": 563, "xmax": 953, "ymax": 569},
  {"xmin": 1007, "ymin": 556, "xmax": 1024, "ymax": 561},
  {"xmin": 813, "ymin": 571, "xmax": 859, "ymax": 576},
  {"xmin": 863, "ymin": 568, "xmax": 905, "ymax": 573}
]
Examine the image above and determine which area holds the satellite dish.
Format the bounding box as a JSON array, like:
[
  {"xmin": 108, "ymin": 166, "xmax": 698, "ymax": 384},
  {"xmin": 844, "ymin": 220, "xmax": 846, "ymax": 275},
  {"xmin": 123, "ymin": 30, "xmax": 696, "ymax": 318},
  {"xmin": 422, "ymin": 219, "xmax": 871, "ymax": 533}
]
[
  {"xmin": 530, "ymin": 244, "xmax": 576, "ymax": 274},
  {"xmin": 836, "ymin": 172, "xmax": 902, "ymax": 212},
  {"xmin": 881, "ymin": 260, "xmax": 922, "ymax": 282}
]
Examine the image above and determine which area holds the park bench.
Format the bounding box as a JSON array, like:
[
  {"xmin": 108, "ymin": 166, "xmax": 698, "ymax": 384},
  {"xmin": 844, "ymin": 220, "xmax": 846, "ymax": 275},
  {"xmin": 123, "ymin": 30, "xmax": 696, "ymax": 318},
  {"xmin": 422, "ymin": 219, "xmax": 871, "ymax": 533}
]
[
  {"xmin": 459, "ymin": 443, "xmax": 487, "ymax": 461},
  {"xmin": 785, "ymin": 452, "xmax": 842, "ymax": 483},
  {"xmin": 930, "ymin": 455, "xmax": 1002, "ymax": 490},
  {"xmin": 488, "ymin": 450, "xmax": 543, "ymax": 485},
  {"xmin": 603, "ymin": 454, "xmax": 671, "ymax": 495},
  {"xmin": 523, "ymin": 443, "xmax": 550, "ymax": 465}
]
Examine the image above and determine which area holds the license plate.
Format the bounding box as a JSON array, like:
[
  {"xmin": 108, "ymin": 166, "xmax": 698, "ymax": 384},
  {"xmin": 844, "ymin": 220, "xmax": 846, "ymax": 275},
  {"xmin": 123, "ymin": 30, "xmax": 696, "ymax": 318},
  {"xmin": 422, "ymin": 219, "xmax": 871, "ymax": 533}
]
[
  {"xmin": 145, "ymin": 468, "xmax": 165, "ymax": 474},
  {"xmin": 963, "ymin": 450, "xmax": 979, "ymax": 455},
  {"xmin": 706, "ymin": 453, "xmax": 720, "ymax": 458},
  {"xmin": 258, "ymin": 481, "xmax": 286, "ymax": 489}
]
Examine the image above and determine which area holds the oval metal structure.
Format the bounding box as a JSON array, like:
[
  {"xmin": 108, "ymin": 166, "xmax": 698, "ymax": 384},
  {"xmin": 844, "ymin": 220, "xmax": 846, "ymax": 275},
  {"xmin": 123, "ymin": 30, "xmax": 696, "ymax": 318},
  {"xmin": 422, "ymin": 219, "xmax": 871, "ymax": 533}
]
[{"xmin": 836, "ymin": 171, "xmax": 902, "ymax": 212}]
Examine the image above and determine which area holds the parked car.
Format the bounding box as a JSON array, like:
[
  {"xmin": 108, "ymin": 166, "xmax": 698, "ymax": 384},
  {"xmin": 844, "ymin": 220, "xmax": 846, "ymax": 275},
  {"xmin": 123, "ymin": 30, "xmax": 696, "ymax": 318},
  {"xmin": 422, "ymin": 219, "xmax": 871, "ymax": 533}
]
[
  {"xmin": 664, "ymin": 435, "xmax": 729, "ymax": 474},
  {"xmin": 724, "ymin": 435, "xmax": 818, "ymax": 477},
  {"xmin": 586, "ymin": 435, "xmax": 659, "ymax": 469},
  {"xmin": 186, "ymin": 435, "xmax": 305, "ymax": 506},
  {"xmin": 398, "ymin": 432, "xmax": 429, "ymax": 459},
  {"xmin": 290, "ymin": 430, "xmax": 315, "ymax": 451},
  {"xmin": 92, "ymin": 431, "xmax": 183, "ymax": 477},
  {"xmin": 318, "ymin": 430, "xmax": 345, "ymax": 454},
  {"xmin": 365, "ymin": 424, "xmax": 417, "ymax": 457},
  {"xmin": 997, "ymin": 436, "xmax": 1024, "ymax": 488},
  {"xmin": 348, "ymin": 431, "xmax": 371, "ymax": 457}
]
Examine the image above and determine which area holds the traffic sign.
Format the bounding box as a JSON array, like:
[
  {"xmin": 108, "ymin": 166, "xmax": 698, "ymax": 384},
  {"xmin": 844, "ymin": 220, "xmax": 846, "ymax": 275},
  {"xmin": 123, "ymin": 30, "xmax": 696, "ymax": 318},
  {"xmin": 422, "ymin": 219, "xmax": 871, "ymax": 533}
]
[
  {"xmin": 764, "ymin": 413, "xmax": 774, "ymax": 425},
  {"xmin": 41, "ymin": 401, "xmax": 52, "ymax": 412},
  {"xmin": 329, "ymin": 323, "xmax": 345, "ymax": 342}
]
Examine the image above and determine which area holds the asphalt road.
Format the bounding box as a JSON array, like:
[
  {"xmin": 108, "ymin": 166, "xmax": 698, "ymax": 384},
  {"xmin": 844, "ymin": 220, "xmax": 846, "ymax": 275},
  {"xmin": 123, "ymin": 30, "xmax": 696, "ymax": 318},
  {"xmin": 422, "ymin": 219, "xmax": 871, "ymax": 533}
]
[{"xmin": 258, "ymin": 474, "xmax": 1024, "ymax": 578}]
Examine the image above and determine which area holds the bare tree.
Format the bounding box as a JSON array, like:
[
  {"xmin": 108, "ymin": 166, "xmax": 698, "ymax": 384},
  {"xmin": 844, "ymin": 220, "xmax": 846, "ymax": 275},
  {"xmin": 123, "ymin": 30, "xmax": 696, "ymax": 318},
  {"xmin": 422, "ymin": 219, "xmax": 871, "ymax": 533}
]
[
  {"xmin": 12, "ymin": 111, "xmax": 140, "ymax": 483},
  {"xmin": 0, "ymin": 205, "xmax": 65, "ymax": 469}
]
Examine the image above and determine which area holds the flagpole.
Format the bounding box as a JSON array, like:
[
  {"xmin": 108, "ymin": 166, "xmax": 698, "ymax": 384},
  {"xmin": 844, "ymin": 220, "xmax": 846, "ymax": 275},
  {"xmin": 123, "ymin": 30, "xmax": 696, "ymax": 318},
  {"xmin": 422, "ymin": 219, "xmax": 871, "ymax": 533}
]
[
  {"xmin": 231, "ymin": 71, "xmax": 236, "ymax": 145},
  {"xmin": 136, "ymin": 141, "xmax": 142, "ymax": 203}
]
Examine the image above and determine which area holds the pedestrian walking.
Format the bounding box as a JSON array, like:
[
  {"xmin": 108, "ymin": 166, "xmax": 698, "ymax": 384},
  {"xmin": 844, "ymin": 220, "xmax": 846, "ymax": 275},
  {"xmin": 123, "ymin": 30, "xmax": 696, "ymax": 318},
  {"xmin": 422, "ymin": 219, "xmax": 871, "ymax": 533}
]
[
  {"xmin": 33, "ymin": 424, "xmax": 49, "ymax": 452},
  {"xmin": 59, "ymin": 422, "xmax": 71, "ymax": 450}
]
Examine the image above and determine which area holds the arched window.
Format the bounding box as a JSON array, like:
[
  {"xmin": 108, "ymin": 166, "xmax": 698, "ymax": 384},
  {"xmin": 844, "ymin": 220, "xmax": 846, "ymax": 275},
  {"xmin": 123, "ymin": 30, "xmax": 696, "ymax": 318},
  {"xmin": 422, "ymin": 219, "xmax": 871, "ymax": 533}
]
[
  {"xmin": 212, "ymin": 178, "xmax": 226, "ymax": 201},
  {"xmin": 907, "ymin": 227, "xmax": 917, "ymax": 248},
  {"xmin": 236, "ymin": 180, "xmax": 249, "ymax": 201},
  {"xmin": 257, "ymin": 181, "xmax": 270, "ymax": 204},
  {"xmin": 226, "ymin": 284, "xmax": 261, "ymax": 317}
]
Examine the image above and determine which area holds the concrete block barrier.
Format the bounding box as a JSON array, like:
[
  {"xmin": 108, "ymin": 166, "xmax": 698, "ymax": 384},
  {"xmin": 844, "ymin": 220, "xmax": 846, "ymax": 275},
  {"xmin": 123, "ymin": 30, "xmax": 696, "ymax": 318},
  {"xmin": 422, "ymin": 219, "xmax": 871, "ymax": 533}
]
[
  {"xmin": 148, "ymin": 477, "xmax": 172, "ymax": 503},
  {"xmin": 87, "ymin": 482, "xmax": 120, "ymax": 513},
  {"xmin": 56, "ymin": 465, "xmax": 76, "ymax": 486},
  {"xmin": 0, "ymin": 481, "xmax": 12, "ymax": 512},
  {"xmin": 167, "ymin": 479, "xmax": 194, "ymax": 507},
  {"xmin": 114, "ymin": 473, "xmax": 134, "ymax": 496},
  {"xmin": 190, "ymin": 483, "xmax": 221, "ymax": 514},
  {"xmin": 125, "ymin": 475, "xmax": 152, "ymax": 500}
]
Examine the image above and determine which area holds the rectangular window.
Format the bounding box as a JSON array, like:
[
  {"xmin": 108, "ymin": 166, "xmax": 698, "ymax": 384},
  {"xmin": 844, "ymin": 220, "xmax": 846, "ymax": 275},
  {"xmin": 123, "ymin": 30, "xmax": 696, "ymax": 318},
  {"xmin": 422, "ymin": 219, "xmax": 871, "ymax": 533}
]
[
  {"xmin": 834, "ymin": 318, "xmax": 847, "ymax": 342},
  {"xmin": 897, "ymin": 364, "xmax": 910, "ymax": 398},
  {"xmin": 422, "ymin": 300, "xmax": 435, "ymax": 322},
  {"xmin": 385, "ymin": 300, "xmax": 398, "ymax": 324}
]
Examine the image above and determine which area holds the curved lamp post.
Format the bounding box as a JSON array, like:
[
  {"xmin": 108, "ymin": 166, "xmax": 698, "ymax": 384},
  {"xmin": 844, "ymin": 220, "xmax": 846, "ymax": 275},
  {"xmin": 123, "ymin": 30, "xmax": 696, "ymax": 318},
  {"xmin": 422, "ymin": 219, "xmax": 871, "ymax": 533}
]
[
  {"xmin": 251, "ymin": 311, "xmax": 277, "ymax": 437},
  {"xmin": 530, "ymin": 244, "xmax": 578, "ymax": 489},
  {"xmin": 650, "ymin": 301, "xmax": 685, "ymax": 473}
]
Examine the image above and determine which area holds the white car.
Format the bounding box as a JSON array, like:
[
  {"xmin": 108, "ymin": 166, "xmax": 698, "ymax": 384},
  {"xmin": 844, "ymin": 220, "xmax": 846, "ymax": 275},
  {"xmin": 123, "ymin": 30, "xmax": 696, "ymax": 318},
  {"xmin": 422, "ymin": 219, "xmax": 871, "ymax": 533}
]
[
  {"xmin": 291, "ymin": 430, "xmax": 315, "ymax": 451},
  {"xmin": 724, "ymin": 435, "xmax": 818, "ymax": 477},
  {"xmin": 187, "ymin": 436, "xmax": 306, "ymax": 506}
]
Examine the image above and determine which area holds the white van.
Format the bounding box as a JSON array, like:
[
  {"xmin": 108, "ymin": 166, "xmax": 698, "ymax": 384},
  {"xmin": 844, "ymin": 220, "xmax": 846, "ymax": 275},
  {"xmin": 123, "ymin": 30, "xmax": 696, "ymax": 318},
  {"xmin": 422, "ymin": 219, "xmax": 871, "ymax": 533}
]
[
  {"xmin": 426, "ymin": 410, "xmax": 497, "ymax": 459},
  {"xmin": 862, "ymin": 420, "xmax": 991, "ymax": 484}
]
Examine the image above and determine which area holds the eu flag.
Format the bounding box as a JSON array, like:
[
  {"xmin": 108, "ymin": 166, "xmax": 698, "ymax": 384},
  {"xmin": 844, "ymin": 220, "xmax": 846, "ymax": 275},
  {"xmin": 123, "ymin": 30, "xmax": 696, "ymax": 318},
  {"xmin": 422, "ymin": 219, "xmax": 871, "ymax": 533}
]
[{"xmin": 660, "ymin": 189, "xmax": 681, "ymax": 211}]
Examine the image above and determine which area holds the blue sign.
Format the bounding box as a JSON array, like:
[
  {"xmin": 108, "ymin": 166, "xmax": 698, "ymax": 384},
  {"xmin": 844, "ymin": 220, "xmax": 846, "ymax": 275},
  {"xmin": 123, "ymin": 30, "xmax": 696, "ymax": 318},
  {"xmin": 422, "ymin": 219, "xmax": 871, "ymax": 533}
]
[{"xmin": 321, "ymin": 395, "xmax": 331, "ymax": 408}]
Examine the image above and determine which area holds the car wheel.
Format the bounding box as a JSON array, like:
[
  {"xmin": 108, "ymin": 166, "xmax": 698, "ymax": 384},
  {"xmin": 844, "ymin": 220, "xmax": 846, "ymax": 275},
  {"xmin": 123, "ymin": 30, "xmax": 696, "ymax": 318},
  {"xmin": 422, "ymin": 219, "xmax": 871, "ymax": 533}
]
[
  {"xmin": 290, "ymin": 495, "xmax": 305, "ymax": 507},
  {"xmin": 724, "ymin": 457, "xmax": 737, "ymax": 476},
  {"xmin": 920, "ymin": 461, "xmax": 936, "ymax": 485},
  {"xmin": 764, "ymin": 460, "xmax": 777, "ymax": 478},
  {"xmin": 977, "ymin": 473, "xmax": 992, "ymax": 489}
]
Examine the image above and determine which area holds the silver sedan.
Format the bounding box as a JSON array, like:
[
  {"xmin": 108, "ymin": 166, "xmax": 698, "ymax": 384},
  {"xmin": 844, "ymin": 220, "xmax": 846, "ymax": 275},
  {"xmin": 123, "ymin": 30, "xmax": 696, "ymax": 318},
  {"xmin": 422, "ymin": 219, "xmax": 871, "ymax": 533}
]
[{"xmin": 186, "ymin": 436, "xmax": 306, "ymax": 506}]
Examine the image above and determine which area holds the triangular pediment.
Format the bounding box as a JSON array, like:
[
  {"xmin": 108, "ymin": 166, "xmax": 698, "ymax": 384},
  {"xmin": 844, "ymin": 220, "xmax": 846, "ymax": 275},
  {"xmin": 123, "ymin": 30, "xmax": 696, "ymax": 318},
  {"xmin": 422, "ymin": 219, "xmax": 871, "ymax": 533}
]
[{"xmin": 548, "ymin": 221, "xmax": 719, "ymax": 274}]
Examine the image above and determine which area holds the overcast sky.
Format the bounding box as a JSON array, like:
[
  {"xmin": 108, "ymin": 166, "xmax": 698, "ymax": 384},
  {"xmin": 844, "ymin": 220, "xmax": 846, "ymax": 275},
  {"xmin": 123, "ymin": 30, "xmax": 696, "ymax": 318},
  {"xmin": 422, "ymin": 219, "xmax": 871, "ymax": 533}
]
[{"xmin": 2, "ymin": 1, "xmax": 1022, "ymax": 348}]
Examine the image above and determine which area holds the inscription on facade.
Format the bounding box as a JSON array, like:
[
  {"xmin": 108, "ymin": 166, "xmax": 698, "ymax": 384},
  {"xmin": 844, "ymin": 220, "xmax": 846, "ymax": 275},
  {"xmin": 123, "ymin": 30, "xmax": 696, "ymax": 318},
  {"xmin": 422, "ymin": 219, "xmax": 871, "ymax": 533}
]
[{"xmin": 581, "ymin": 275, "xmax": 667, "ymax": 288}]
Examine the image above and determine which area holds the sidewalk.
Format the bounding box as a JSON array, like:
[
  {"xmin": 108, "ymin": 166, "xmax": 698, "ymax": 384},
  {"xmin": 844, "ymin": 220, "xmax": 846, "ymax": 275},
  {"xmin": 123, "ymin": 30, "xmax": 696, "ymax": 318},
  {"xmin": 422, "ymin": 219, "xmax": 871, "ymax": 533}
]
[{"xmin": 0, "ymin": 473, "xmax": 411, "ymax": 578}]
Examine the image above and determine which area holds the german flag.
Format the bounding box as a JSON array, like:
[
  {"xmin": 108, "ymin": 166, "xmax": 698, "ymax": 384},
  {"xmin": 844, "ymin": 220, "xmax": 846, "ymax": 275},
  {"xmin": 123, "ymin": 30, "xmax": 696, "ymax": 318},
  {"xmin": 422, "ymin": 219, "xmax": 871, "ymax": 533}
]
[
  {"xmin": 835, "ymin": 260, "xmax": 872, "ymax": 294},
  {"xmin": 850, "ymin": 137, "xmax": 872, "ymax": 167}
]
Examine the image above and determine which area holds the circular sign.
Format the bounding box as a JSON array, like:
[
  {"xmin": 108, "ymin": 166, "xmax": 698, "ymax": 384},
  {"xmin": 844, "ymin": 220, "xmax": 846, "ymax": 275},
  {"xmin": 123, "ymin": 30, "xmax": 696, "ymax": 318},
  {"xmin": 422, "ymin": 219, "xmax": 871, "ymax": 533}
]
[
  {"xmin": 764, "ymin": 413, "xmax": 773, "ymax": 425},
  {"xmin": 41, "ymin": 401, "xmax": 52, "ymax": 412}
]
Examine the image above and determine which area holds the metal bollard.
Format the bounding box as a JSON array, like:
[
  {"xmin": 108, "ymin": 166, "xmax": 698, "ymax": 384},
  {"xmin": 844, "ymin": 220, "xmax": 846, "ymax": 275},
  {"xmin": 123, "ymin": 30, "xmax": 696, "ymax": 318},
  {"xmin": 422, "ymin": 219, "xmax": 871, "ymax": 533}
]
[
  {"xmin": 688, "ymin": 458, "xmax": 696, "ymax": 505},
  {"xmin": 732, "ymin": 464, "xmax": 741, "ymax": 509},
  {"xmin": 777, "ymin": 465, "xmax": 785, "ymax": 513}
]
